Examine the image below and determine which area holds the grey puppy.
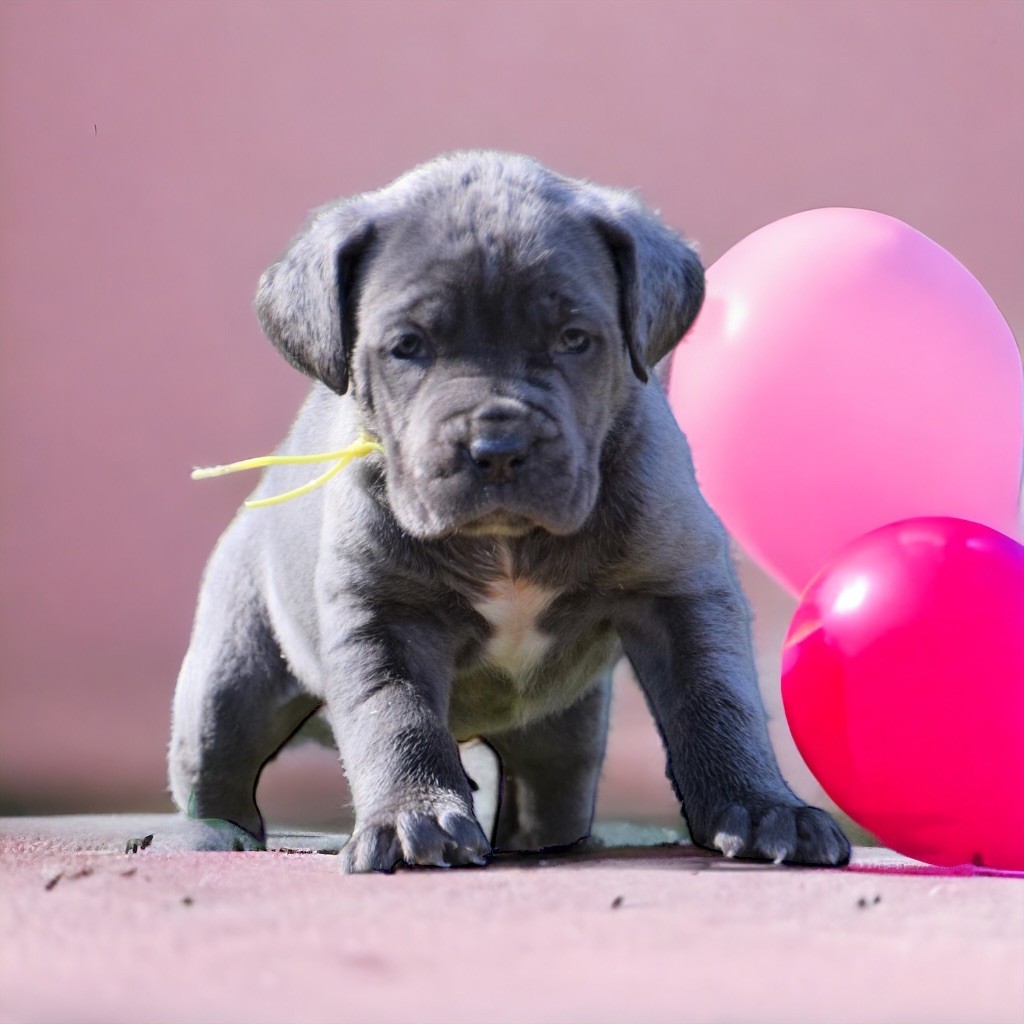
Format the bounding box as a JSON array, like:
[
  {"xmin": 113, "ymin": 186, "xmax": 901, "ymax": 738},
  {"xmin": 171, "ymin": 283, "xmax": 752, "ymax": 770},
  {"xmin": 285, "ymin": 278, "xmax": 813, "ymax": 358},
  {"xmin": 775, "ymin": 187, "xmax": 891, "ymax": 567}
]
[{"xmin": 167, "ymin": 152, "xmax": 850, "ymax": 873}]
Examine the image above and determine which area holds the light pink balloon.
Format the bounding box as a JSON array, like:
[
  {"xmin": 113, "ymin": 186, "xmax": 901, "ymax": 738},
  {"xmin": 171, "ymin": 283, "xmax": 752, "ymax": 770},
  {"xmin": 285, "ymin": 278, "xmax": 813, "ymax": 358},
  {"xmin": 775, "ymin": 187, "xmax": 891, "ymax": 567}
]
[{"xmin": 668, "ymin": 208, "xmax": 1023, "ymax": 595}]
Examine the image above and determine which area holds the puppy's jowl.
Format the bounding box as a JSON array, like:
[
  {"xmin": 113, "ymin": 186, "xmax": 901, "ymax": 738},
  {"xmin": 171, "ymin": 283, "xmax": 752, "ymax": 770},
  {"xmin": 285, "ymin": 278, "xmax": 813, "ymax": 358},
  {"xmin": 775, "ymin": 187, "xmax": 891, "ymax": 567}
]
[{"xmin": 167, "ymin": 153, "xmax": 850, "ymax": 872}]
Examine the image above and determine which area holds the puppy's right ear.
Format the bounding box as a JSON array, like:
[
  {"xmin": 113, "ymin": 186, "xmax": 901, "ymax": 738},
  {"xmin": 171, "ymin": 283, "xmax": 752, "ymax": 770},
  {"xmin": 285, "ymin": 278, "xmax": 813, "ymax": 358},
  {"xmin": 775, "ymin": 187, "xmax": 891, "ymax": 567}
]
[{"xmin": 255, "ymin": 202, "xmax": 374, "ymax": 396}]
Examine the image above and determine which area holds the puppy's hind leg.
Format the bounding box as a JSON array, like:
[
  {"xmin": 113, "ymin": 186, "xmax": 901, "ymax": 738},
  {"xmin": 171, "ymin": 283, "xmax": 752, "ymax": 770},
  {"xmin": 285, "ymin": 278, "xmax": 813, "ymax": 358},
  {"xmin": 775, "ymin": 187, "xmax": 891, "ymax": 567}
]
[
  {"xmin": 165, "ymin": 549, "xmax": 319, "ymax": 851},
  {"xmin": 487, "ymin": 674, "xmax": 611, "ymax": 854}
]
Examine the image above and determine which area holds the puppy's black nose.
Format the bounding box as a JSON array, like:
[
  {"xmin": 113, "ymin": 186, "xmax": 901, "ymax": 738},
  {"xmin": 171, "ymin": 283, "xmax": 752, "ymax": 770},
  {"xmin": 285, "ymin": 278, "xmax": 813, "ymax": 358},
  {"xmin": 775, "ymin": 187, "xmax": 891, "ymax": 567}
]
[{"xmin": 468, "ymin": 433, "xmax": 529, "ymax": 483}]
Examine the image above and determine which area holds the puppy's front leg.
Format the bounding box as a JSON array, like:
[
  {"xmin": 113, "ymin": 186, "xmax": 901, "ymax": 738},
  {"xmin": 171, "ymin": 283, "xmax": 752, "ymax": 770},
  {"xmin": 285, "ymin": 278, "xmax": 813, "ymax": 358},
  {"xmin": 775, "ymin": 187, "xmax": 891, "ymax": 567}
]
[
  {"xmin": 322, "ymin": 606, "xmax": 490, "ymax": 873},
  {"xmin": 619, "ymin": 577, "xmax": 850, "ymax": 867}
]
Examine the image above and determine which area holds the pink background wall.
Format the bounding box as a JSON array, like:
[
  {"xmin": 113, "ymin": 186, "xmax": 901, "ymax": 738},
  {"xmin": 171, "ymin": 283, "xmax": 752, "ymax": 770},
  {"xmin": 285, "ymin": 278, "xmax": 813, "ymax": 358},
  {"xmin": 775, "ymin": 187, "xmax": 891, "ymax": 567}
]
[{"xmin": 1, "ymin": 0, "xmax": 1021, "ymax": 825}]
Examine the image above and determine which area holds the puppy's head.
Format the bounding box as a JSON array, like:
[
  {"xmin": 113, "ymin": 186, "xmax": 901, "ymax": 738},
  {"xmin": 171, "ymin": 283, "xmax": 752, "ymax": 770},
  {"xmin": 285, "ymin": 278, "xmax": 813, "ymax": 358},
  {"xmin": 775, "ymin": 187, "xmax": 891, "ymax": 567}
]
[{"xmin": 255, "ymin": 153, "xmax": 703, "ymax": 540}]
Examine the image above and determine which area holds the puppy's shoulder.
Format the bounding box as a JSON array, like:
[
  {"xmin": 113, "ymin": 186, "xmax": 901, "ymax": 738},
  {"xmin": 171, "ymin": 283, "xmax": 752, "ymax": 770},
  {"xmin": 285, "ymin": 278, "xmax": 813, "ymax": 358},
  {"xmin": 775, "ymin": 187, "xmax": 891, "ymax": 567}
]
[
  {"xmin": 248, "ymin": 384, "xmax": 378, "ymax": 544},
  {"xmin": 280, "ymin": 383, "xmax": 362, "ymax": 454},
  {"xmin": 605, "ymin": 383, "xmax": 730, "ymax": 575}
]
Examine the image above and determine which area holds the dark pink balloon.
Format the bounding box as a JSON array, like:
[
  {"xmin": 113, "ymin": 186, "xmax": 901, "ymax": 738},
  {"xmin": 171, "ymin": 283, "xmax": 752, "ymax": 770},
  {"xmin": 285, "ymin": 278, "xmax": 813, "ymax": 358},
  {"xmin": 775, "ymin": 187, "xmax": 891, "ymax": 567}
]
[{"xmin": 782, "ymin": 517, "xmax": 1024, "ymax": 870}]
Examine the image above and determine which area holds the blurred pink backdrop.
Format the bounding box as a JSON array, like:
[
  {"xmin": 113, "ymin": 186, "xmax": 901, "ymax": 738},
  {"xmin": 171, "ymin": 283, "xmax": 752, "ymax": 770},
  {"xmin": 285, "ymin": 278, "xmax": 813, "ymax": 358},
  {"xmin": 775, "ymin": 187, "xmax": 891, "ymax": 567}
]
[{"xmin": 1, "ymin": 0, "xmax": 1021, "ymax": 826}]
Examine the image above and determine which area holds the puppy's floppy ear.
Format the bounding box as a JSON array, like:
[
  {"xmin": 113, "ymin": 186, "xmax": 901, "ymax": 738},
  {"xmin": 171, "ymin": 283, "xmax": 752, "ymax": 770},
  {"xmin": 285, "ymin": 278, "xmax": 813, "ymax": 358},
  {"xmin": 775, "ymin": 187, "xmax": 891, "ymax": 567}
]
[
  {"xmin": 583, "ymin": 188, "xmax": 705, "ymax": 382},
  {"xmin": 255, "ymin": 201, "xmax": 375, "ymax": 395}
]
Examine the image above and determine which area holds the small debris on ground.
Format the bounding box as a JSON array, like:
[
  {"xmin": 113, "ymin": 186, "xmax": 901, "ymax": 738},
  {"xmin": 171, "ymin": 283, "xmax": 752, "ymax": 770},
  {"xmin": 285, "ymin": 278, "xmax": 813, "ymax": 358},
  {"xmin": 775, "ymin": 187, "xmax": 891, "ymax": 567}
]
[
  {"xmin": 856, "ymin": 894, "xmax": 882, "ymax": 908},
  {"xmin": 181, "ymin": 895, "xmax": 194, "ymax": 906},
  {"xmin": 610, "ymin": 895, "xmax": 624, "ymax": 909},
  {"xmin": 43, "ymin": 865, "xmax": 93, "ymax": 890},
  {"xmin": 125, "ymin": 834, "xmax": 154, "ymax": 854}
]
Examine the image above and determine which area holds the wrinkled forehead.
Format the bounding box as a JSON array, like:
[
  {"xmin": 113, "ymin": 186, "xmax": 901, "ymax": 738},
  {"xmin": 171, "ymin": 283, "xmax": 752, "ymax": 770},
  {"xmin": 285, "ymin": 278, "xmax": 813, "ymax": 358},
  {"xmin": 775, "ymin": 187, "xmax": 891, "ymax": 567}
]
[{"xmin": 358, "ymin": 207, "xmax": 619, "ymax": 336}]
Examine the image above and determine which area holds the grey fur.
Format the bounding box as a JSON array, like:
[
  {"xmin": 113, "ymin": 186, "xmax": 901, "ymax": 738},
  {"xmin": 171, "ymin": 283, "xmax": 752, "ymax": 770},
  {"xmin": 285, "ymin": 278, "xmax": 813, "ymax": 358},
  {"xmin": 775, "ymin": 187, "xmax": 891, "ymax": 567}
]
[{"xmin": 166, "ymin": 152, "xmax": 849, "ymax": 872}]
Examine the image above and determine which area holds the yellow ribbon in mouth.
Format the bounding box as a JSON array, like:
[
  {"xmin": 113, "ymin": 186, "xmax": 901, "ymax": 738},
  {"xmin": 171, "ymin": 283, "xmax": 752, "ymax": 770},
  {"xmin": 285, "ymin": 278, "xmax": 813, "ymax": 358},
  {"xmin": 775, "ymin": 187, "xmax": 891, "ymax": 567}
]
[{"xmin": 191, "ymin": 432, "xmax": 384, "ymax": 509}]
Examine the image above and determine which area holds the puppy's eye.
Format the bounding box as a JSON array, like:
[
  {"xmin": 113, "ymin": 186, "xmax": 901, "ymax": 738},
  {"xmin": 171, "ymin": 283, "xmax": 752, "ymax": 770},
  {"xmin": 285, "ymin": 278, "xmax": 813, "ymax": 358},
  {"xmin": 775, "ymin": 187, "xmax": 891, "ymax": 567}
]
[
  {"xmin": 558, "ymin": 328, "xmax": 593, "ymax": 354},
  {"xmin": 390, "ymin": 331, "xmax": 429, "ymax": 360}
]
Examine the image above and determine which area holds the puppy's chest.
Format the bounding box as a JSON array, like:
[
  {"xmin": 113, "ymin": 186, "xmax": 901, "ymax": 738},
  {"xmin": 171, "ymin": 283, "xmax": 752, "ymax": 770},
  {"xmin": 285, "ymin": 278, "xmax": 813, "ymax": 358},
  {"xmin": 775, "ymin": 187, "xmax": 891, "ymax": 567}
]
[
  {"xmin": 446, "ymin": 547, "xmax": 621, "ymax": 739},
  {"xmin": 472, "ymin": 572, "xmax": 558, "ymax": 682},
  {"xmin": 456, "ymin": 542, "xmax": 562, "ymax": 673}
]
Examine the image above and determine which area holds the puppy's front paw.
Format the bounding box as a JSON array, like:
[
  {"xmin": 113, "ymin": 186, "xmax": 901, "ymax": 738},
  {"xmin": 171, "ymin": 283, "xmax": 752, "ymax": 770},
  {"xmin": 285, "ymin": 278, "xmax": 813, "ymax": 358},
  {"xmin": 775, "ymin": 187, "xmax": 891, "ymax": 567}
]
[
  {"xmin": 696, "ymin": 800, "xmax": 850, "ymax": 867},
  {"xmin": 341, "ymin": 798, "xmax": 491, "ymax": 874}
]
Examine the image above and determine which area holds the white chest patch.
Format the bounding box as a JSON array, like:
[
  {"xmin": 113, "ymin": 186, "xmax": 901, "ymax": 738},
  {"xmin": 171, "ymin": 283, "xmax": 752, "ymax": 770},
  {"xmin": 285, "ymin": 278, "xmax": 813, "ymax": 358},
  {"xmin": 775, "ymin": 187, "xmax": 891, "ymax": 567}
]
[{"xmin": 473, "ymin": 561, "xmax": 557, "ymax": 682}]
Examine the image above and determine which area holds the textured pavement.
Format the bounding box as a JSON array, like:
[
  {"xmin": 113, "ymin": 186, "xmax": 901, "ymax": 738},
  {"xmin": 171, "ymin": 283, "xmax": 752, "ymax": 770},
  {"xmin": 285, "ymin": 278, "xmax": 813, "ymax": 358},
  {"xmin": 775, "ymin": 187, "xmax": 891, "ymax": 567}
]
[{"xmin": 1, "ymin": 815, "xmax": 1022, "ymax": 1024}]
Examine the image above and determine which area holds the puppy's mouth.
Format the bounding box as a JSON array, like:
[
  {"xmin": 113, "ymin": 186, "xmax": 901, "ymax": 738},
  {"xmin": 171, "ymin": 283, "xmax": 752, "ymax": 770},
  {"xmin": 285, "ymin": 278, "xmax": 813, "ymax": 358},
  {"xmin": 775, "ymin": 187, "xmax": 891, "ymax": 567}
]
[
  {"xmin": 388, "ymin": 447, "xmax": 599, "ymax": 541},
  {"xmin": 456, "ymin": 511, "xmax": 538, "ymax": 538}
]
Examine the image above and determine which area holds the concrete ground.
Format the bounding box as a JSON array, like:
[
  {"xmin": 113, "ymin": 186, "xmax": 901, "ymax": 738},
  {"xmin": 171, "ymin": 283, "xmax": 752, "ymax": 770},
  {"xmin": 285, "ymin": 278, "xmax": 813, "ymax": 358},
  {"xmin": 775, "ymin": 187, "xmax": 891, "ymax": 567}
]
[{"xmin": 1, "ymin": 816, "xmax": 1022, "ymax": 1024}]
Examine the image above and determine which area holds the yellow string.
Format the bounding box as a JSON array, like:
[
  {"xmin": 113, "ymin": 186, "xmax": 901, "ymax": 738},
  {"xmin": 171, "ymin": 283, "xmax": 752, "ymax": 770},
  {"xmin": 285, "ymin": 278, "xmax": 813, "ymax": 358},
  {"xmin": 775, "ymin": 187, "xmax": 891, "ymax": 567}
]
[{"xmin": 191, "ymin": 433, "xmax": 384, "ymax": 509}]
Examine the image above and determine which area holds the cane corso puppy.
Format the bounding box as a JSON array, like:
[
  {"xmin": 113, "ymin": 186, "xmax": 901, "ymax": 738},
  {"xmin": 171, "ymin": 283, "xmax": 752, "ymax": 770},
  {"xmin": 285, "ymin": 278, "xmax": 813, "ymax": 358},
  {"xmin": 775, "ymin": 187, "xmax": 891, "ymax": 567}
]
[{"xmin": 167, "ymin": 152, "xmax": 850, "ymax": 872}]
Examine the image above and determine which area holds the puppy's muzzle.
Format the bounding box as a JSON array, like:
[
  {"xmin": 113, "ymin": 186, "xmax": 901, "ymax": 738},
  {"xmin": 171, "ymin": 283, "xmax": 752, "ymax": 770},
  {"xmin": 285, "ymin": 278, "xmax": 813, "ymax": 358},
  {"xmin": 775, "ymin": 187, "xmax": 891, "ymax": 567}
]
[
  {"xmin": 465, "ymin": 432, "xmax": 530, "ymax": 483},
  {"xmin": 461, "ymin": 400, "xmax": 537, "ymax": 485}
]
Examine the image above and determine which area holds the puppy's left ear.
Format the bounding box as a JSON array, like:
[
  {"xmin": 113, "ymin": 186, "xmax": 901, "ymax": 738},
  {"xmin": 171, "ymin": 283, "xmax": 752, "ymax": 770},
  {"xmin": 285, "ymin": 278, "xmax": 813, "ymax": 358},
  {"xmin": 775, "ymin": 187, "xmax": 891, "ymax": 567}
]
[
  {"xmin": 255, "ymin": 200, "xmax": 375, "ymax": 396},
  {"xmin": 585, "ymin": 190, "xmax": 705, "ymax": 382}
]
